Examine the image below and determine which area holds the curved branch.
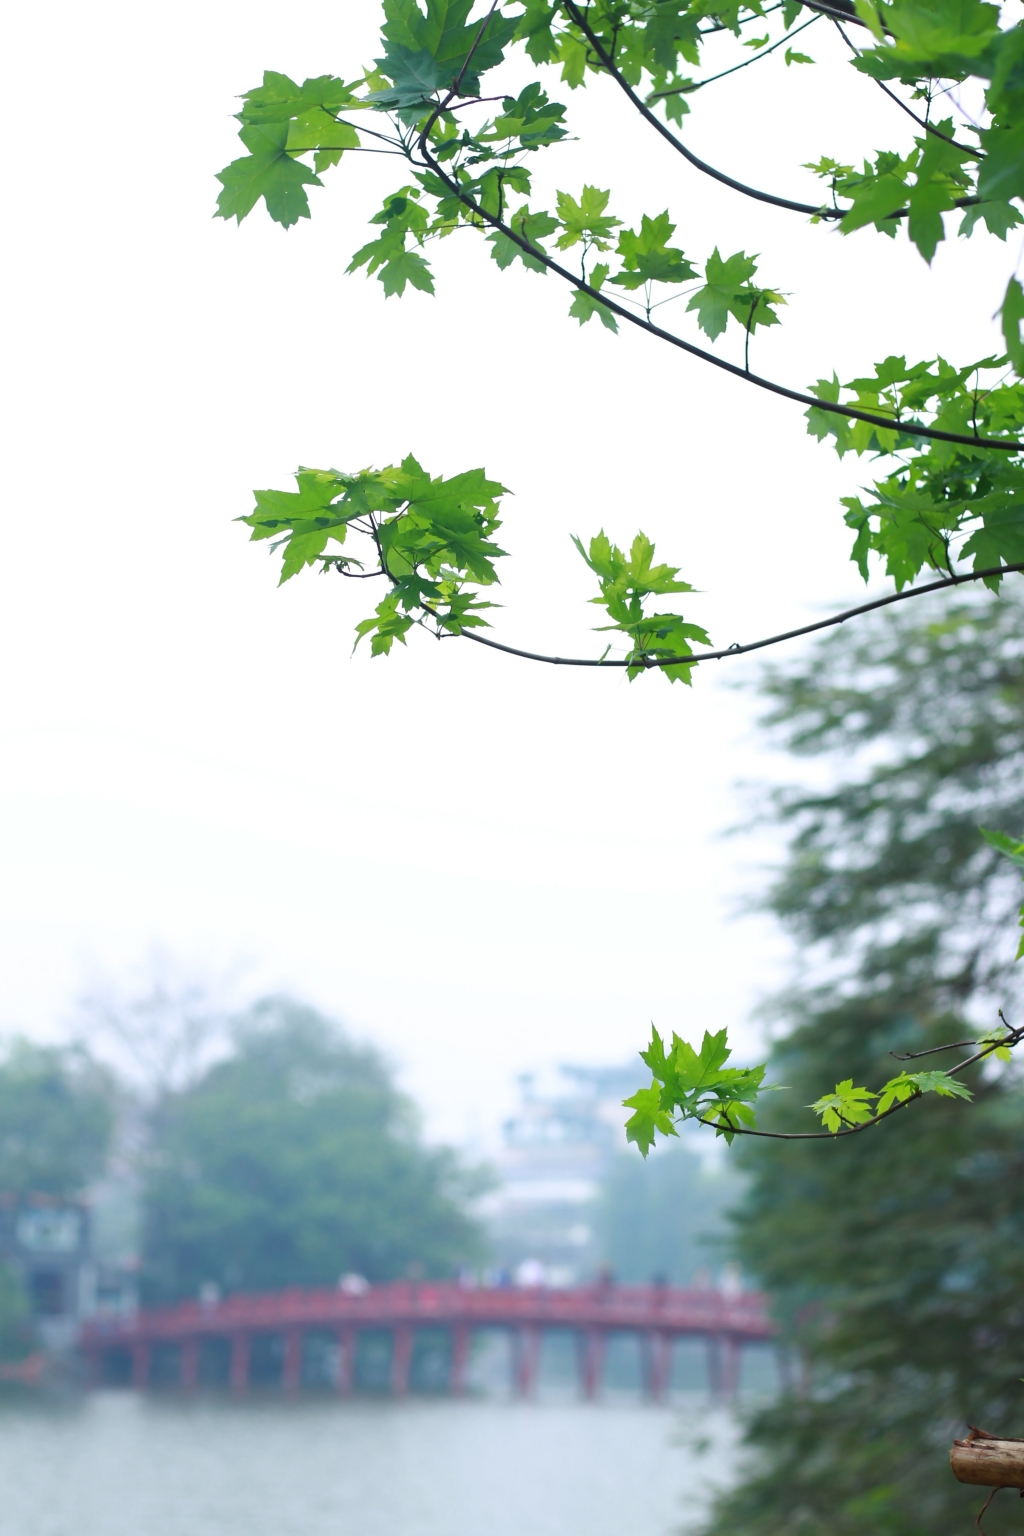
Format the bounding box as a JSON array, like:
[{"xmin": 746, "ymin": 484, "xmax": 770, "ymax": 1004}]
[
  {"xmin": 411, "ymin": 133, "xmax": 1021, "ymax": 451},
  {"xmin": 454, "ymin": 561, "xmax": 1024, "ymax": 671},
  {"xmin": 409, "ymin": 26, "xmax": 1015, "ymax": 451},
  {"xmin": 564, "ymin": 2, "xmax": 981, "ymax": 224},
  {"xmin": 562, "ymin": 1, "xmax": 843, "ymax": 221},
  {"xmin": 831, "ymin": 19, "xmax": 979, "ymax": 151}
]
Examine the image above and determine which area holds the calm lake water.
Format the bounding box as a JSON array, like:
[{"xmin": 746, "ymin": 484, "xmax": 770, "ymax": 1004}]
[{"xmin": 0, "ymin": 1392, "xmax": 742, "ymax": 1536}]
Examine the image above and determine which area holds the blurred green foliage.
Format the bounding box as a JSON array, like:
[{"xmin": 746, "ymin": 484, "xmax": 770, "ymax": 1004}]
[
  {"xmin": 0, "ymin": 1266, "xmax": 31, "ymax": 1364},
  {"xmin": 597, "ymin": 1141, "xmax": 741, "ymax": 1283},
  {"xmin": 0, "ymin": 1040, "xmax": 116, "ymax": 1199},
  {"xmin": 703, "ymin": 591, "xmax": 1024, "ymax": 1536},
  {"xmin": 140, "ymin": 998, "xmax": 487, "ymax": 1301}
]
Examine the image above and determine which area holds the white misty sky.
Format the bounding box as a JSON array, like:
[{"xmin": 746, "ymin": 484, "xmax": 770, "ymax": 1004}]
[{"xmin": 2, "ymin": 0, "xmax": 1013, "ymax": 1147}]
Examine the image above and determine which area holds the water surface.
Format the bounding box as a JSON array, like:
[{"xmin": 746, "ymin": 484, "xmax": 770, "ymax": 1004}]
[{"xmin": 0, "ymin": 1392, "xmax": 740, "ymax": 1536}]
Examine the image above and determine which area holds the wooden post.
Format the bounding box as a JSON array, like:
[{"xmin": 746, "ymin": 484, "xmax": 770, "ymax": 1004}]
[
  {"xmin": 337, "ymin": 1325, "xmax": 354, "ymax": 1394},
  {"xmin": 131, "ymin": 1340, "xmax": 150, "ymax": 1391},
  {"xmin": 282, "ymin": 1328, "xmax": 302, "ymax": 1394},
  {"xmin": 391, "ymin": 1324, "xmax": 413, "ymax": 1395},
  {"xmin": 180, "ymin": 1337, "xmax": 199, "ymax": 1392},
  {"xmin": 229, "ymin": 1333, "xmax": 250, "ymax": 1394},
  {"xmin": 450, "ymin": 1323, "xmax": 471, "ymax": 1395},
  {"xmin": 515, "ymin": 1325, "xmax": 541, "ymax": 1398},
  {"xmin": 580, "ymin": 1328, "xmax": 605, "ymax": 1401},
  {"xmin": 951, "ymin": 1432, "xmax": 1024, "ymax": 1487}
]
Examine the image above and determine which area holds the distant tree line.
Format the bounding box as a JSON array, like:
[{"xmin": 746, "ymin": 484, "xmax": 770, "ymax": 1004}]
[
  {"xmin": 704, "ymin": 591, "xmax": 1024, "ymax": 1536},
  {"xmin": 0, "ymin": 998, "xmax": 487, "ymax": 1332}
]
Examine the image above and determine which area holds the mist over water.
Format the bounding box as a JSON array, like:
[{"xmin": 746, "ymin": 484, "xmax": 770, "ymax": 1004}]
[{"xmin": 0, "ymin": 1393, "xmax": 740, "ymax": 1536}]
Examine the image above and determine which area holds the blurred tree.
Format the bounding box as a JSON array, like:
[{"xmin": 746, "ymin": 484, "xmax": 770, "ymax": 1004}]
[
  {"xmin": 703, "ymin": 592, "xmax": 1024, "ymax": 1536},
  {"xmin": 0, "ymin": 1267, "xmax": 31, "ymax": 1364},
  {"xmin": 0, "ymin": 1040, "xmax": 116, "ymax": 1198},
  {"xmin": 140, "ymin": 997, "xmax": 487, "ymax": 1301},
  {"xmin": 597, "ymin": 1141, "xmax": 740, "ymax": 1284}
]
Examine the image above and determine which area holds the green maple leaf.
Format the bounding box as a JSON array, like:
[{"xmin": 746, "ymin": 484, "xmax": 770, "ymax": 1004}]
[
  {"xmin": 368, "ymin": 46, "xmax": 446, "ymax": 111},
  {"xmin": 377, "ymin": 0, "xmax": 516, "ymax": 98},
  {"xmin": 1000, "ymin": 277, "xmax": 1024, "ymax": 374},
  {"xmin": 484, "ymin": 83, "xmax": 568, "ymax": 147},
  {"xmin": 687, "ymin": 249, "xmax": 783, "ymax": 340},
  {"xmin": 568, "ymin": 264, "xmax": 618, "ymax": 330},
  {"xmin": 241, "ymin": 470, "xmax": 365, "ymax": 583},
  {"xmin": 554, "ymin": 186, "xmax": 621, "ymax": 250},
  {"xmin": 215, "ymin": 122, "xmax": 322, "ymax": 227},
  {"xmin": 623, "ymin": 1083, "xmax": 678, "ymax": 1158},
  {"xmin": 876, "ymin": 1070, "xmax": 973, "ymax": 1115},
  {"xmin": 809, "ymin": 1079, "xmax": 877, "ymax": 1133},
  {"xmin": 610, "ymin": 212, "xmax": 697, "ymax": 290},
  {"xmin": 669, "ymin": 1028, "xmax": 733, "ymax": 1092},
  {"xmin": 486, "ymin": 207, "xmax": 559, "ymax": 272},
  {"xmin": 237, "ymin": 72, "xmax": 359, "ymax": 120},
  {"xmin": 959, "ymin": 201, "xmax": 1024, "ymax": 240},
  {"xmin": 981, "ymin": 825, "xmax": 1024, "ymax": 957}
]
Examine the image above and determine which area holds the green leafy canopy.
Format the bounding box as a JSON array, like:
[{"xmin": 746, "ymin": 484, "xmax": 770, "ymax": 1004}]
[{"xmin": 212, "ymin": 0, "xmax": 1024, "ymax": 1155}]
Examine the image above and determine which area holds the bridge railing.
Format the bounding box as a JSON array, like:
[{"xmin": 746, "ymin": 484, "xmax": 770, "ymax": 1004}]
[{"xmin": 80, "ymin": 1281, "xmax": 775, "ymax": 1399}]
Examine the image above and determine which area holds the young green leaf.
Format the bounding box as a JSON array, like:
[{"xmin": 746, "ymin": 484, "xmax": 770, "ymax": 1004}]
[
  {"xmin": 623, "ymin": 1083, "xmax": 678, "ymax": 1157},
  {"xmin": 568, "ymin": 264, "xmax": 618, "ymax": 330},
  {"xmin": 809, "ymin": 1080, "xmax": 877, "ymax": 1133},
  {"xmin": 554, "ymin": 186, "xmax": 621, "ymax": 250},
  {"xmin": 610, "ymin": 212, "xmax": 697, "ymax": 290}
]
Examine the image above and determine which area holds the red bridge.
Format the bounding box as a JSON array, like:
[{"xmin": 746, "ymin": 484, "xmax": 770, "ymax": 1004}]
[{"xmin": 81, "ymin": 1281, "xmax": 774, "ymax": 1400}]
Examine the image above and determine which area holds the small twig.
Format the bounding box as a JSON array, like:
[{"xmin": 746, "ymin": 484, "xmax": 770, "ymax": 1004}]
[
  {"xmin": 648, "ymin": 15, "xmax": 822, "ymax": 102},
  {"xmin": 976, "ymin": 1485, "xmax": 1004, "ymax": 1536}
]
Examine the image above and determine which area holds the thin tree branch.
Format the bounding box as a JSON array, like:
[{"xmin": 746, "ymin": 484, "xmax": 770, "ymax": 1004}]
[
  {"xmin": 562, "ymin": 1, "xmax": 843, "ymax": 220},
  {"xmin": 452, "ymin": 562, "xmax": 1024, "ymax": 672},
  {"xmin": 563, "ymin": 2, "xmax": 981, "ymax": 223},
  {"xmin": 693, "ymin": 1017, "xmax": 1024, "ymax": 1141},
  {"xmin": 831, "ymin": 20, "xmax": 979, "ymax": 151},
  {"xmin": 800, "ymin": 0, "xmax": 868, "ymax": 24},
  {"xmin": 648, "ymin": 14, "xmax": 822, "ymax": 102},
  {"xmin": 408, "ymin": 16, "xmax": 1014, "ymax": 451},
  {"xmin": 410, "ymin": 133, "xmax": 1017, "ymax": 451},
  {"xmin": 890, "ymin": 1039, "xmax": 989, "ymax": 1059}
]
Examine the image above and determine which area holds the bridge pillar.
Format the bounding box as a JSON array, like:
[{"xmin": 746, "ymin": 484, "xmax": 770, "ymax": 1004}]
[
  {"xmin": 283, "ymin": 1327, "xmax": 302, "ymax": 1394},
  {"xmin": 721, "ymin": 1335, "xmax": 741, "ymax": 1400},
  {"xmin": 450, "ymin": 1323, "xmax": 471, "ymax": 1395},
  {"xmin": 706, "ymin": 1335, "xmax": 723, "ymax": 1400},
  {"xmin": 391, "ymin": 1324, "xmax": 413, "ymax": 1395},
  {"xmin": 337, "ymin": 1325, "xmax": 355, "ymax": 1394},
  {"xmin": 643, "ymin": 1330, "xmax": 671, "ymax": 1401},
  {"xmin": 230, "ymin": 1332, "xmax": 250, "ymax": 1394},
  {"xmin": 83, "ymin": 1347, "xmax": 102, "ymax": 1387},
  {"xmin": 514, "ymin": 1325, "xmax": 541, "ymax": 1398},
  {"xmin": 579, "ymin": 1328, "xmax": 605, "ymax": 1401},
  {"xmin": 131, "ymin": 1340, "xmax": 150, "ymax": 1391},
  {"xmin": 180, "ymin": 1337, "xmax": 199, "ymax": 1392}
]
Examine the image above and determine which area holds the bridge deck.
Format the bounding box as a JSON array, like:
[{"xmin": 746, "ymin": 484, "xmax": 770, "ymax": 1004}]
[{"xmin": 82, "ymin": 1281, "xmax": 773, "ymax": 1346}]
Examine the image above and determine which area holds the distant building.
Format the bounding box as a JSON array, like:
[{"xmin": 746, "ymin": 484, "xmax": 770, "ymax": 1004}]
[
  {"xmin": 483, "ymin": 1064, "xmax": 638, "ymax": 1282},
  {"xmin": 0, "ymin": 1191, "xmax": 139, "ymax": 1356},
  {"xmin": 0, "ymin": 1196, "xmax": 93, "ymax": 1352}
]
